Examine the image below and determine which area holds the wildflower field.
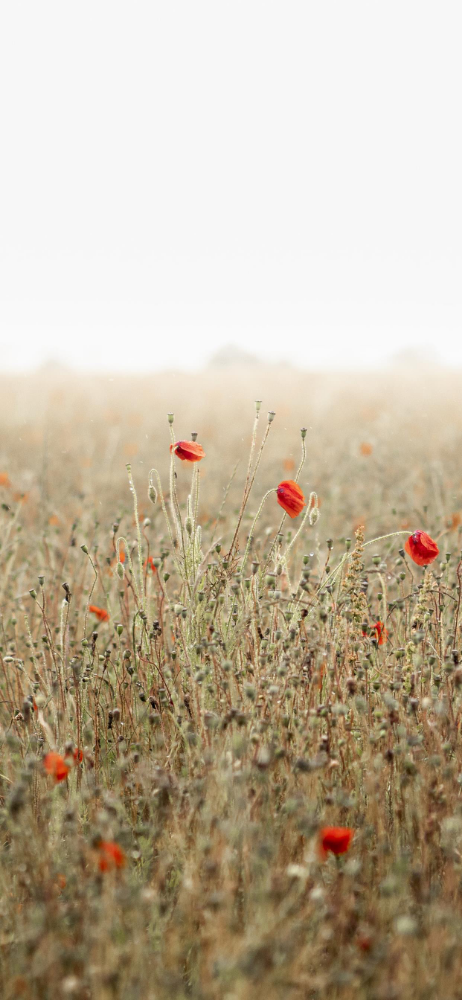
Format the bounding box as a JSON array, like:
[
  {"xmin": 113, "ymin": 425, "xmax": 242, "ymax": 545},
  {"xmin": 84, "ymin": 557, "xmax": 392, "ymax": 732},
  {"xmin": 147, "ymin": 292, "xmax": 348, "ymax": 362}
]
[{"xmin": 2, "ymin": 365, "xmax": 462, "ymax": 1000}]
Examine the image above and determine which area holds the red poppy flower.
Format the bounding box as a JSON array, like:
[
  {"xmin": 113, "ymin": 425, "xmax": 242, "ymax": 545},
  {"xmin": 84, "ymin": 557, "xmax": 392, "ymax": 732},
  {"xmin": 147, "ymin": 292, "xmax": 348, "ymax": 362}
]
[
  {"xmin": 404, "ymin": 531, "xmax": 439, "ymax": 567},
  {"xmin": 72, "ymin": 748, "xmax": 84, "ymax": 763},
  {"xmin": 276, "ymin": 480, "xmax": 306, "ymax": 519},
  {"xmin": 144, "ymin": 556, "xmax": 157, "ymax": 573},
  {"xmin": 43, "ymin": 752, "xmax": 70, "ymax": 783},
  {"xmin": 319, "ymin": 827, "xmax": 354, "ymax": 857},
  {"xmin": 170, "ymin": 441, "xmax": 205, "ymax": 463},
  {"xmin": 372, "ymin": 621, "xmax": 388, "ymax": 645},
  {"xmin": 89, "ymin": 605, "xmax": 109, "ymax": 622},
  {"xmin": 98, "ymin": 840, "xmax": 126, "ymax": 872}
]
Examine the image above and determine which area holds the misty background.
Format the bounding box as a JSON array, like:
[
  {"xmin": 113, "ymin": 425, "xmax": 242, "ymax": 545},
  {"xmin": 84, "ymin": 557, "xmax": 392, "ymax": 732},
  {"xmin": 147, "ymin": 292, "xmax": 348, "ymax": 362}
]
[{"xmin": 0, "ymin": 1, "xmax": 461, "ymax": 374}]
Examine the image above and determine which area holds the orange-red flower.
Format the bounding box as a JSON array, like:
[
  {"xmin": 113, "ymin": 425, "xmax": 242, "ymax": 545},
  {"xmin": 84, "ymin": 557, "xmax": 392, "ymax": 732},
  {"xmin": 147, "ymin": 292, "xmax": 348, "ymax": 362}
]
[
  {"xmin": 72, "ymin": 748, "xmax": 84, "ymax": 764},
  {"xmin": 89, "ymin": 605, "xmax": 109, "ymax": 622},
  {"xmin": 170, "ymin": 440, "xmax": 205, "ymax": 463},
  {"xmin": 98, "ymin": 840, "xmax": 126, "ymax": 872},
  {"xmin": 144, "ymin": 556, "xmax": 157, "ymax": 573},
  {"xmin": 404, "ymin": 530, "xmax": 439, "ymax": 567},
  {"xmin": 319, "ymin": 827, "xmax": 354, "ymax": 857},
  {"xmin": 0, "ymin": 472, "xmax": 11, "ymax": 488},
  {"xmin": 43, "ymin": 752, "xmax": 70, "ymax": 783},
  {"xmin": 372, "ymin": 621, "xmax": 388, "ymax": 645},
  {"xmin": 276, "ymin": 480, "xmax": 306, "ymax": 519}
]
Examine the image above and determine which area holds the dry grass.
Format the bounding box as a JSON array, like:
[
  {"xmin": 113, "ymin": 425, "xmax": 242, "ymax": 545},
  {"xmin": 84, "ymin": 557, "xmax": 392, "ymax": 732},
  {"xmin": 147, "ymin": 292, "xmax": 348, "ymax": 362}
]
[{"xmin": 1, "ymin": 365, "xmax": 462, "ymax": 999}]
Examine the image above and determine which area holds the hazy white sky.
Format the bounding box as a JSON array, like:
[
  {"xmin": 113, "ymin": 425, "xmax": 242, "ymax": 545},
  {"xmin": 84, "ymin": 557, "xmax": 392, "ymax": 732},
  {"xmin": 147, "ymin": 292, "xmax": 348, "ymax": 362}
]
[{"xmin": 0, "ymin": 1, "xmax": 461, "ymax": 372}]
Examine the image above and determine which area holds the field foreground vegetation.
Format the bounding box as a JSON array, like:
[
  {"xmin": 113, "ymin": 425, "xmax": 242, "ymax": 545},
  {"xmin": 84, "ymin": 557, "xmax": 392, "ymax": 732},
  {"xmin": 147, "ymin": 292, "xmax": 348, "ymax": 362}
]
[{"xmin": 1, "ymin": 366, "xmax": 462, "ymax": 999}]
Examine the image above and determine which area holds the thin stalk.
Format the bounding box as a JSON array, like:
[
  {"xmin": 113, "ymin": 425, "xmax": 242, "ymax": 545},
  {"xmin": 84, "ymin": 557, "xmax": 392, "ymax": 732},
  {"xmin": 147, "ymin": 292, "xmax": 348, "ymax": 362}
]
[
  {"xmin": 126, "ymin": 464, "xmax": 146, "ymax": 614},
  {"xmin": 229, "ymin": 411, "xmax": 275, "ymax": 564},
  {"xmin": 241, "ymin": 489, "xmax": 276, "ymax": 572}
]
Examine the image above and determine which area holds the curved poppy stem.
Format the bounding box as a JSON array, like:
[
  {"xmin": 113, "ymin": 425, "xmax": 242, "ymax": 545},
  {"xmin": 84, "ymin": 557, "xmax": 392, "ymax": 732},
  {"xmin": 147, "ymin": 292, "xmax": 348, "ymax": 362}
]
[{"xmin": 241, "ymin": 489, "xmax": 277, "ymax": 573}]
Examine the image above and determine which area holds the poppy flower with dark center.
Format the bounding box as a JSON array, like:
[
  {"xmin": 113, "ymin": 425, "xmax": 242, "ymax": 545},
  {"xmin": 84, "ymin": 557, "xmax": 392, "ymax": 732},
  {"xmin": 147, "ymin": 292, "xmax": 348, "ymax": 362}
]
[
  {"xmin": 43, "ymin": 752, "xmax": 70, "ymax": 783},
  {"xmin": 404, "ymin": 531, "xmax": 439, "ymax": 567},
  {"xmin": 89, "ymin": 605, "xmax": 109, "ymax": 622},
  {"xmin": 319, "ymin": 826, "xmax": 354, "ymax": 857},
  {"xmin": 170, "ymin": 441, "xmax": 205, "ymax": 463},
  {"xmin": 98, "ymin": 840, "xmax": 126, "ymax": 872},
  {"xmin": 276, "ymin": 480, "xmax": 306, "ymax": 519}
]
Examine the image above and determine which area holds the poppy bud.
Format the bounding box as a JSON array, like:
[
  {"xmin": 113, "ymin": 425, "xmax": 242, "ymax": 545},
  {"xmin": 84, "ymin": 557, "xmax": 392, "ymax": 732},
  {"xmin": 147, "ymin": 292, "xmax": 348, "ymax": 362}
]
[{"xmin": 309, "ymin": 492, "xmax": 319, "ymax": 526}]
